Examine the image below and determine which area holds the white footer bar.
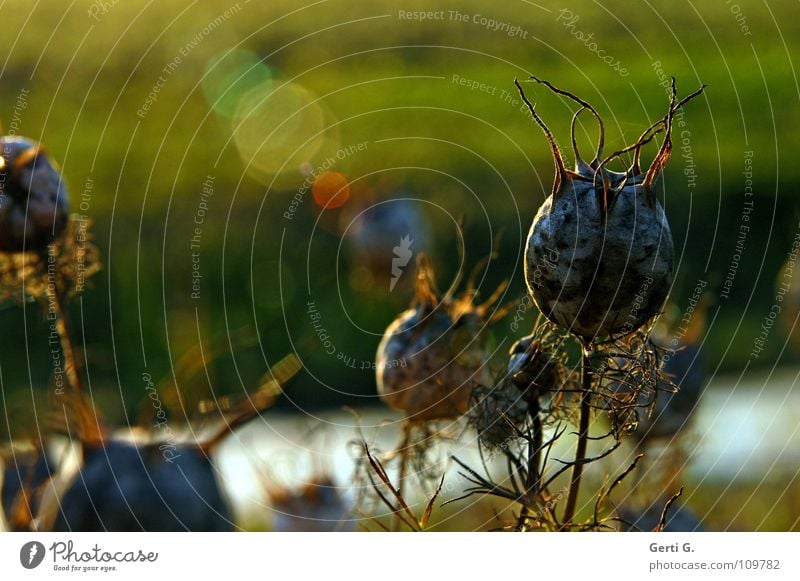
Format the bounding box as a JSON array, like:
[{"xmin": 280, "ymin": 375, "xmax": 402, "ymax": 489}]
[{"xmin": 0, "ymin": 533, "xmax": 797, "ymax": 580}]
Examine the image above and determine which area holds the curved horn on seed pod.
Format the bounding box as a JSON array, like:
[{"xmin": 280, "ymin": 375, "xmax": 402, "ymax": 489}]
[
  {"xmin": 530, "ymin": 75, "xmax": 606, "ymax": 169},
  {"xmin": 642, "ymin": 79, "xmax": 707, "ymax": 202},
  {"xmin": 515, "ymin": 78, "xmax": 568, "ymax": 199}
]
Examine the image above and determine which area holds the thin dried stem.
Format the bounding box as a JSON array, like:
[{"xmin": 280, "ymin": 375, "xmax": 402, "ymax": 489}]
[
  {"xmin": 656, "ymin": 487, "xmax": 684, "ymax": 532},
  {"xmin": 561, "ymin": 349, "xmax": 592, "ymax": 529},
  {"xmin": 364, "ymin": 443, "xmax": 420, "ymax": 530},
  {"xmin": 594, "ymin": 453, "xmax": 644, "ymax": 525},
  {"xmin": 515, "ymin": 398, "xmax": 543, "ymax": 531},
  {"xmin": 393, "ymin": 422, "xmax": 412, "ymax": 531},
  {"xmin": 46, "ymin": 278, "xmax": 103, "ymax": 448}
]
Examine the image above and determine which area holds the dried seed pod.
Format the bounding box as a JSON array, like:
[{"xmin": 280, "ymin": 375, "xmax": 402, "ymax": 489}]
[
  {"xmin": 507, "ymin": 333, "xmax": 564, "ymax": 401},
  {"xmin": 470, "ymin": 381, "xmax": 528, "ymax": 449},
  {"xmin": 471, "ymin": 331, "xmax": 565, "ymax": 448},
  {"xmin": 376, "ymin": 253, "xmax": 508, "ymax": 422},
  {"xmin": 517, "ymin": 78, "xmax": 704, "ymax": 341},
  {"xmin": 0, "ymin": 136, "xmax": 69, "ymax": 253}
]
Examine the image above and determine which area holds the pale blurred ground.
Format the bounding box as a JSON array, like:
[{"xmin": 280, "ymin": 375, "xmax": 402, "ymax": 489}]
[
  {"xmin": 3, "ymin": 369, "xmax": 796, "ymax": 531},
  {"xmin": 214, "ymin": 367, "xmax": 800, "ymax": 530}
]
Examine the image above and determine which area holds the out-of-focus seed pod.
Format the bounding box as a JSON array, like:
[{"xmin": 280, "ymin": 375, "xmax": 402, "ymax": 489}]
[
  {"xmin": 1, "ymin": 446, "xmax": 55, "ymax": 531},
  {"xmin": 617, "ymin": 502, "xmax": 703, "ymax": 532},
  {"xmin": 517, "ymin": 78, "xmax": 704, "ymax": 341},
  {"xmin": 376, "ymin": 253, "xmax": 509, "ymax": 422},
  {"xmin": 636, "ymin": 338, "xmax": 704, "ymax": 441},
  {"xmin": 270, "ymin": 477, "xmax": 353, "ymax": 532},
  {"xmin": 0, "ymin": 136, "xmax": 69, "ymax": 253},
  {"xmin": 344, "ymin": 198, "xmax": 430, "ymax": 291},
  {"xmin": 52, "ymin": 441, "xmax": 233, "ymax": 532},
  {"xmin": 635, "ymin": 301, "xmax": 708, "ymax": 442}
]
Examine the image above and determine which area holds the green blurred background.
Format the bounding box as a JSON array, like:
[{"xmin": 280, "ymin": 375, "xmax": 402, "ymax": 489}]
[{"xmin": 0, "ymin": 0, "xmax": 797, "ymax": 422}]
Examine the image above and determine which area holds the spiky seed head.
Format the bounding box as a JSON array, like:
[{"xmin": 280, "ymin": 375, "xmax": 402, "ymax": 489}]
[
  {"xmin": 517, "ymin": 77, "xmax": 704, "ymax": 341},
  {"xmin": 376, "ymin": 254, "xmax": 505, "ymax": 422}
]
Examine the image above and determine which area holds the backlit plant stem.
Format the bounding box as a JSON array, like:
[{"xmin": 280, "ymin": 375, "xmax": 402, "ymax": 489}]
[
  {"xmin": 42, "ymin": 259, "xmax": 98, "ymax": 445},
  {"xmin": 562, "ymin": 349, "xmax": 592, "ymax": 529},
  {"xmin": 517, "ymin": 398, "xmax": 543, "ymax": 531},
  {"xmin": 49, "ymin": 286, "xmax": 82, "ymax": 401},
  {"xmin": 393, "ymin": 422, "xmax": 412, "ymax": 531}
]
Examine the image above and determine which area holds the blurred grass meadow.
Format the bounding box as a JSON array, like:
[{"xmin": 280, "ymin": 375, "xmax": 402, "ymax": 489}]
[{"xmin": 1, "ymin": 0, "xmax": 799, "ymax": 530}]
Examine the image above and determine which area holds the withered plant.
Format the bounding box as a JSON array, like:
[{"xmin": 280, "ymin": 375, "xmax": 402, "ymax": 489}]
[{"xmin": 364, "ymin": 77, "xmax": 705, "ymax": 532}]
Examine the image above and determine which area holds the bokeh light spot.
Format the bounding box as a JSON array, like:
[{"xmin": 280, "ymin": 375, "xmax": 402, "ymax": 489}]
[
  {"xmin": 312, "ymin": 171, "xmax": 350, "ymax": 210},
  {"xmin": 232, "ymin": 80, "xmax": 328, "ymax": 179},
  {"xmin": 202, "ymin": 49, "xmax": 272, "ymax": 119}
]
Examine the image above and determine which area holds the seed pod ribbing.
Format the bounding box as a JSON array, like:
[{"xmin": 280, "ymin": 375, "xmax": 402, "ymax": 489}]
[{"xmin": 517, "ymin": 78, "xmax": 704, "ymax": 341}]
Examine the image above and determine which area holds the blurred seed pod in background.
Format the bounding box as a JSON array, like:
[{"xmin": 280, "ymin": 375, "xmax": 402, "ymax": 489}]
[
  {"xmin": 0, "ymin": 136, "xmax": 69, "ymax": 253},
  {"xmin": 469, "ymin": 381, "xmax": 528, "ymax": 450},
  {"xmin": 342, "ymin": 196, "xmax": 431, "ymax": 296},
  {"xmin": 617, "ymin": 501, "xmax": 703, "ymax": 532},
  {"xmin": 269, "ymin": 476, "xmax": 354, "ymax": 532},
  {"xmin": 49, "ymin": 441, "xmax": 233, "ymax": 532},
  {"xmin": 636, "ymin": 335, "xmax": 705, "ymax": 443},
  {"xmin": 609, "ymin": 299, "xmax": 709, "ymax": 444},
  {"xmin": 376, "ymin": 253, "xmax": 510, "ymax": 422},
  {"xmin": 0, "ymin": 445, "xmax": 56, "ymax": 531}
]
